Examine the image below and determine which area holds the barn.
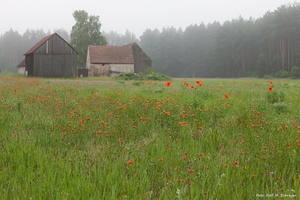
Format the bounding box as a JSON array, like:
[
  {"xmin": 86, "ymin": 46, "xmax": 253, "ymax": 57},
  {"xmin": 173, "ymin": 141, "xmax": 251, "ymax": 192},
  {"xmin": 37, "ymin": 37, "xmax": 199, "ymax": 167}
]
[
  {"xmin": 24, "ymin": 33, "xmax": 78, "ymax": 77},
  {"xmin": 86, "ymin": 43, "xmax": 152, "ymax": 76}
]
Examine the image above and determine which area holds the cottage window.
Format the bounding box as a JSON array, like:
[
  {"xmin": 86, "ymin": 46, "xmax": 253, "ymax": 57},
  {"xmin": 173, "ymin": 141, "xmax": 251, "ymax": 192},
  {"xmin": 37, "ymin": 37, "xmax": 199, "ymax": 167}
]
[{"xmin": 102, "ymin": 64, "xmax": 105, "ymax": 66}]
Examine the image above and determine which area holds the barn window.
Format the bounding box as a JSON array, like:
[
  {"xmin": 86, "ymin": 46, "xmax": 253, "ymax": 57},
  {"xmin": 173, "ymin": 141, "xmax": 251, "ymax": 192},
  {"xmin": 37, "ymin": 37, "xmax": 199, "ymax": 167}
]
[{"xmin": 102, "ymin": 64, "xmax": 105, "ymax": 66}]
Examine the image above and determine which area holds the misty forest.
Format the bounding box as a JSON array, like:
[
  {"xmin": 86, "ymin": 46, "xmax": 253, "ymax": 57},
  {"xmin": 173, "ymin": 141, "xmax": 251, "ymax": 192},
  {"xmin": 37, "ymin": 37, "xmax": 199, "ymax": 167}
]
[{"xmin": 1, "ymin": 3, "xmax": 300, "ymax": 78}]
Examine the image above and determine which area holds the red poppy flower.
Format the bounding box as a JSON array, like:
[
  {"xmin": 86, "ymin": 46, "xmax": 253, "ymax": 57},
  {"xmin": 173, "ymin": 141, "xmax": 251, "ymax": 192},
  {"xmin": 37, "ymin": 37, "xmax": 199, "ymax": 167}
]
[
  {"xmin": 196, "ymin": 80, "xmax": 201, "ymax": 84},
  {"xmin": 224, "ymin": 94, "xmax": 229, "ymax": 99},
  {"xmin": 268, "ymin": 87, "xmax": 273, "ymax": 91},
  {"xmin": 268, "ymin": 80, "xmax": 273, "ymax": 84},
  {"xmin": 13, "ymin": 89, "xmax": 18, "ymax": 93},
  {"xmin": 127, "ymin": 159, "xmax": 133, "ymax": 164},
  {"xmin": 166, "ymin": 81, "xmax": 171, "ymax": 87}
]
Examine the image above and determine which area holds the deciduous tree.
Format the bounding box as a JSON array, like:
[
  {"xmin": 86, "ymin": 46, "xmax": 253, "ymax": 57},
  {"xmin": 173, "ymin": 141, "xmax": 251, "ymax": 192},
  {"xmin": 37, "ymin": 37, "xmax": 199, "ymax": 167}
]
[{"xmin": 70, "ymin": 10, "xmax": 107, "ymax": 68}]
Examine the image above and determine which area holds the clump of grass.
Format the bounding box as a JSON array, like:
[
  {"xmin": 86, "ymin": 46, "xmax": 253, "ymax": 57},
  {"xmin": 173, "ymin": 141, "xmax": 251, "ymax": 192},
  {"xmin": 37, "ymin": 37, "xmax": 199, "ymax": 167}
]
[{"xmin": 132, "ymin": 81, "xmax": 144, "ymax": 86}]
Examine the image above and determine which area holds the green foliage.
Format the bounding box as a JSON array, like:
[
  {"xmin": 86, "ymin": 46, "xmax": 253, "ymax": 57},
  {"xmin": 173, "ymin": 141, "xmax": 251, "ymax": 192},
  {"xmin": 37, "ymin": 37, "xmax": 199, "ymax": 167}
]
[
  {"xmin": 132, "ymin": 81, "xmax": 144, "ymax": 86},
  {"xmin": 117, "ymin": 80, "xmax": 125, "ymax": 84},
  {"xmin": 263, "ymin": 74, "xmax": 274, "ymax": 79},
  {"xmin": 115, "ymin": 73, "xmax": 143, "ymax": 80},
  {"xmin": 70, "ymin": 10, "xmax": 107, "ymax": 68},
  {"xmin": 290, "ymin": 66, "xmax": 300, "ymax": 79},
  {"xmin": 272, "ymin": 102, "xmax": 288, "ymax": 114},
  {"xmin": 115, "ymin": 69, "xmax": 170, "ymax": 81},
  {"xmin": 275, "ymin": 69, "xmax": 289, "ymax": 78},
  {"xmin": 144, "ymin": 68, "xmax": 170, "ymax": 81},
  {"xmin": 266, "ymin": 90, "xmax": 285, "ymax": 104},
  {"xmin": 256, "ymin": 53, "xmax": 267, "ymax": 78}
]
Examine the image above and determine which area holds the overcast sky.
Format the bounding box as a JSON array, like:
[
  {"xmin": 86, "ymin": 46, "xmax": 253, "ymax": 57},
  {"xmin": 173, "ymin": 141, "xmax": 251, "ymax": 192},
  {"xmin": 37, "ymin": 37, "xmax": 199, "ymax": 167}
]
[{"xmin": 0, "ymin": 0, "xmax": 296, "ymax": 37}]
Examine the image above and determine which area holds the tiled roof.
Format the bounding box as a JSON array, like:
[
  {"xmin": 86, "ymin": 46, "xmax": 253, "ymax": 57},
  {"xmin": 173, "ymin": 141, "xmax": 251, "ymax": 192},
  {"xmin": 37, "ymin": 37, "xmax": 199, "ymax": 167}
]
[
  {"xmin": 24, "ymin": 33, "xmax": 55, "ymax": 55},
  {"xmin": 88, "ymin": 43, "xmax": 135, "ymax": 64}
]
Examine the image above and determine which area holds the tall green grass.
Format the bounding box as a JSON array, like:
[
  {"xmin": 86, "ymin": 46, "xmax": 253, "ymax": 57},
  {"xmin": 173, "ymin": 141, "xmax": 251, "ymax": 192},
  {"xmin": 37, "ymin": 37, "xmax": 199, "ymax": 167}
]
[{"xmin": 0, "ymin": 77, "xmax": 299, "ymax": 199}]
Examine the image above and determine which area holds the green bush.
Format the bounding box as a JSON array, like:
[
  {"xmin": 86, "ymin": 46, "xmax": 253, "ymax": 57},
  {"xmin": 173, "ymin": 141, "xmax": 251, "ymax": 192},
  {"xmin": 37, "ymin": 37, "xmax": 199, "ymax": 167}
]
[
  {"xmin": 275, "ymin": 69, "xmax": 289, "ymax": 78},
  {"xmin": 290, "ymin": 66, "xmax": 300, "ymax": 79},
  {"xmin": 143, "ymin": 68, "xmax": 170, "ymax": 81},
  {"xmin": 115, "ymin": 69, "xmax": 170, "ymax": 81},
  {"xmin": 115, "ymin": 73, "xmax": 143, "ymax": 80}
]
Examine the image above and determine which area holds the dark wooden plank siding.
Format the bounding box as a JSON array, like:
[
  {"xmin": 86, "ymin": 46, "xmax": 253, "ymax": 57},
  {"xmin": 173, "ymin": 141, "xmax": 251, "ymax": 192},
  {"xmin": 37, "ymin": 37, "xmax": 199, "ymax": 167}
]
[
  {"xmin": 33, "ymin": 54, "xmax": 77, "ymax": 77},
  {"xmin": 25, "ymin": 33, "xmax": 78, "ymax": 77},
  {"xmin": 132, "ymin": 44, "xmax": 152, "ymax": 73},
  {"xmin": 78, "ymin": 69, "xmax": 89, "ymax": 77},
  {"xmin": 25, "ymin": 54, "xmax": 34, "ymax": 76}
]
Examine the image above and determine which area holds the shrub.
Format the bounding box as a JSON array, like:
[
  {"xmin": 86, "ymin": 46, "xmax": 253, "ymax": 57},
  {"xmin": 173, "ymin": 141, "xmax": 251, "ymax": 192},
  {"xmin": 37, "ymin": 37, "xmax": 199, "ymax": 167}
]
[
  {"xmin": 115, "ymin": 69, "xmax": 170, "ymax": 81},
  {"xmin": 275, "ymin": 69, "xmax": 289, "ymax": 78},
  {"xmin": 115, "ymin": 73, "xmax": 143, "ymax": 80},
  {"xmin": 263, "ymin": 74, "xmax": 274, "ymax": 79},
  {"xmin": 144, "ymin": 68, "xmax": 170, "ymax": 81},
  {"xmin": 290, "ymin": 66, "xmax": 300, "ymax": 79}
]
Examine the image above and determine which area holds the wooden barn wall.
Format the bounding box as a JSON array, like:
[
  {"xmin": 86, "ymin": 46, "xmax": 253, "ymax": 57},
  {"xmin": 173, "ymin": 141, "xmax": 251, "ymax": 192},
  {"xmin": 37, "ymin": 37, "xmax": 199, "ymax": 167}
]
[
  {"xmin": 35, "ymin": 35, "xmax": 77, "ymax": 55},
  {"xmin": 30, "ymin": 34, "xmax": 77, "ymax": 77},
  {"xmin": 132, "ymin": 44, "xmax": 152, "ymax": 73},
  {"xmin": 25, "ymin": 54, "xmax": 34, "ymax": 76},
  {"xmin": 33, "ymin": 54, "xmax": 77, "ymax": 77},
  {"xmin": 78, "ymin": 69, "xmax": 89, "ymax": 77}
]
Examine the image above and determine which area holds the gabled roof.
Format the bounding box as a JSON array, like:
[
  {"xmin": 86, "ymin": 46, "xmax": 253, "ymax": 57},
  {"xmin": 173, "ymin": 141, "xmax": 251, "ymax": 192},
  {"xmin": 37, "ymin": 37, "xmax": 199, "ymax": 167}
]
[
  {"xmin": 88, "ymin": 43, "xmax": 135, "ymax": 64},
  {"xmin": 24, "ymin": 33, "xmax": 78, "ymax": 55},
  {"xmin": 24, "ymin": 33, "xmax": 55, "ymax": 55}
]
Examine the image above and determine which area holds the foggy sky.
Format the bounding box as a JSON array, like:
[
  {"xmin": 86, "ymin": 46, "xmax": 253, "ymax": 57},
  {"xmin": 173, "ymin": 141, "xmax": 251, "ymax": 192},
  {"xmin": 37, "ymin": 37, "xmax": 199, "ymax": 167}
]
[{"xmin": 0, "ymin": 0, "xmax": 295, "ymax": 37}]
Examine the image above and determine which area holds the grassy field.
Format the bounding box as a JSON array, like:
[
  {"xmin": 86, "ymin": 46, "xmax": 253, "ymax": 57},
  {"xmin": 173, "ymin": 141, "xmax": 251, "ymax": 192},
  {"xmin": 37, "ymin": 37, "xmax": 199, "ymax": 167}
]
[{"xmin": 0, "ymin": 75, "xmax": 299, "ymax": 199}]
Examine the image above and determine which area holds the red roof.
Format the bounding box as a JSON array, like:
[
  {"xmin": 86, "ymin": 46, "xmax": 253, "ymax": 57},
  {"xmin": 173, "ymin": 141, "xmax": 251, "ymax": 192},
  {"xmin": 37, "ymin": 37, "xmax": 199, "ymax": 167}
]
[
  {"xmin": 88, "ymin": 43, "xmax": 135, "ymax": 64},
  {"xmin": 24, "ymin": 33, "xmax": 55, "ymax": 55}
]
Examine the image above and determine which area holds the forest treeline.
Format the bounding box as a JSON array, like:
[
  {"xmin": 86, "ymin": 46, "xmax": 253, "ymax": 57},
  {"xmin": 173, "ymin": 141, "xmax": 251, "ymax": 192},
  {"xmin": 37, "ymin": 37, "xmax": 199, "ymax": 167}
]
[
  {"xmin": 139, "ymin": 3, "xmax": 300, "ymax": 78},
  {"xmin": 1, "ymin": 3, "xmax": 300, "ymax": 78}
]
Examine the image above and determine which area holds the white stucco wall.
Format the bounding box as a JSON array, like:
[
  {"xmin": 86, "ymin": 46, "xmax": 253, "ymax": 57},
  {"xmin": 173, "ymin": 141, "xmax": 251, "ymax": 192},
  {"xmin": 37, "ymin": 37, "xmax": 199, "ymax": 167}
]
[
  {"xmin": 18, "ymin": 66, "xmax": 26, "ymax": 75},
  {"xmin": 88, "ymin": 63, "xmax": 134, "ymax": 76},
  {"xmin": 110, "ymin": 64, "xmax": 134, "ymax": 76}
]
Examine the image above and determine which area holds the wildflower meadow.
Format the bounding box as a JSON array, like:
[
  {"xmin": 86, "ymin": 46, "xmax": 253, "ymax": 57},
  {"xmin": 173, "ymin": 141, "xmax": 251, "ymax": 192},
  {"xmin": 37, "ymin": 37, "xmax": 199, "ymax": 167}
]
[{"xmin": 0, "ymin": 75, "xmax": 299, "ymax": 199}]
